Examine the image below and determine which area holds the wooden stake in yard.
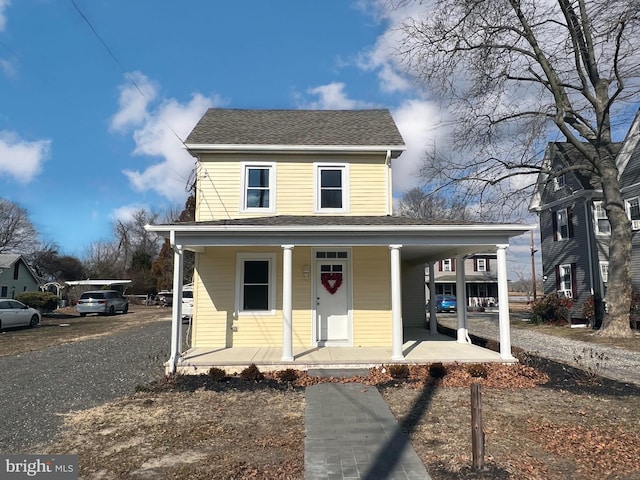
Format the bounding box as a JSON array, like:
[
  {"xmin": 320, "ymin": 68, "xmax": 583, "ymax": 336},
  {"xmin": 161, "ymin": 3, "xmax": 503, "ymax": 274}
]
[{"xmin": 471, "ymin": 382, "xmax": 485, "ymax": 470}]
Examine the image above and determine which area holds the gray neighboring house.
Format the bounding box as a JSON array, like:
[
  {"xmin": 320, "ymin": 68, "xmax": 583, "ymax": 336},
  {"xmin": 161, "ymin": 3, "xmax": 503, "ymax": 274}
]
[
  {"xmin": 425, "ymin": 254, "xmax": 499, "ymax": 307},
  {"xmin": 0, "ymin": 254, "xmax": 41, "ymax": 298},
  {"xmin": 529, "ymin": 109, "xmax": 640, "ymax": 323}
]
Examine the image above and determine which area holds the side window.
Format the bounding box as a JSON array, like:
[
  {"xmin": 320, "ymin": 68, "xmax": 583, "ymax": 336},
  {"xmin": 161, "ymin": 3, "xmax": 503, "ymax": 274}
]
[
  {"xmin": 626, "ymin": 197, "xmax": 640, "ymax": 230},
  {"xmin": 556, "ymin": 263, "xmax": 576, "ymax": 298},
  {"xmin": 475, "ymin": 258, "xmax": 487, "ymax": 272},
  {"xmin": 593, "ymin": 201, "xmax": 611, "ymax": 235},
  {"xmin": 13, "ymin": 262, "xmax": 19, "ymax": 280},
  {"xmin": 600, "ymin": 262, "xmax": 609, "ymax": 284},
  {"xmin": 553, "ymin": 207, "xmax": 573, "ymax": 240},
  {"xmin": 241, "ymin": 163, "xmax": 275, "ymax": 212},
  {"xmin": 553, "ymin": 173, "xmax": 566, "ymax": 190},
  {"xmin": 236, "ymin": 254, "xmax": 276, "ymax": 314},
  {"xmin": 314, "ymin": 164, "xmax": 349, "ymax": 213}
]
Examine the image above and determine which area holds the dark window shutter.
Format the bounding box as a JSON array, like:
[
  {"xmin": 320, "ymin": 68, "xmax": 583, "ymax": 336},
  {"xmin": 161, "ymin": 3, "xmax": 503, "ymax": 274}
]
[
  {"xmin": 552, "ymin": 212, "xmax": 558, "ymax": 241},
  {"xmin": 452, "ymin": 258, "xmax": 456, "ymax": 272},
  {"xmin": 571, "ymin": 263, "xmax": 578, "ymax": 299},
  {"xmin": 486, "ymin": 259, "xmax": 491, "ymax": 272},
  {"xmin": 438, "ymin": 260, "xmax": 443, "ymax": 272},
  {"xmin": 568, "ymin": 207, "xmax": 574, "ymax": 238},
  {"xmin": 555, "ymin": 265, "xmax": 560, "ymax": 291},
  {"xmin": 473, "ymin": 258, "xmax": 478, "ymax": 271}
]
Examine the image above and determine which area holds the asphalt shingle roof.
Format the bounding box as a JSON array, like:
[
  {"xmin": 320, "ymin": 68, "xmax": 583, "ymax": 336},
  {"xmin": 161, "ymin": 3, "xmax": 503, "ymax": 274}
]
[
  {"xmin": 169, "ymin": 215, "xmax": 497, "ymax": 228},
  {"xmin": 185, "ymin": 109, "xmax": 405, "ymax": 148}
]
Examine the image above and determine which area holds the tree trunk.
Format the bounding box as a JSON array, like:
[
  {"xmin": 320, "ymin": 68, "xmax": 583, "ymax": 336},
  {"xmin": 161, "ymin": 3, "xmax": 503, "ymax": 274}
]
[{"xmin": 599, "ymin": 160, "xmax": 633, "ymax": 337}]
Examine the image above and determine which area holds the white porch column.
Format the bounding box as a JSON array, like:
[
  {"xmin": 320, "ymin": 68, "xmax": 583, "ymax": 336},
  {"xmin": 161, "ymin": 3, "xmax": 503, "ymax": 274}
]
[
  {"xmin": 281, "ymin": 245, "xmax": 294, "ymax": 362},
  {"xmin": 390, "ymin": 245, "xmax": 404, "ymax": 361},
  {"xmin": 497, "ymin": 244, "xmax": 515, "ymax": 360},
  {"xmin": 456, "ymin": 255, "xmax": 469, "ymax": 343},
  {"xmin": 428, "ymin": 262, "xmax": 437, "ymax": 334},
  {"xmin": 168, "ymin": 236, "xmax": 184, "ymax": 374}
]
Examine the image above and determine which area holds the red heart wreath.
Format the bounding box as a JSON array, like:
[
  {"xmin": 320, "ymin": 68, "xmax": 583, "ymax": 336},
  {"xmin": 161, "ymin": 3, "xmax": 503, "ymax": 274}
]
[{"xmin": 321, "ymin": 272, "xmax": 342, "ymax": 295}]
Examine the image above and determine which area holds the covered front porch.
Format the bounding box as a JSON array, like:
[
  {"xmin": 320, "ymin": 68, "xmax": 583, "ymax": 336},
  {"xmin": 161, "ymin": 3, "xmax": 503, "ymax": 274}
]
[{"xmin": 172, "ymin": 327, "xmax": 513, "ymax": 374}]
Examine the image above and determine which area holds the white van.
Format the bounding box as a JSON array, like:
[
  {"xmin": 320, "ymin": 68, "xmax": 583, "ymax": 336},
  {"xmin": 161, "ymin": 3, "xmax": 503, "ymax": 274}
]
[{"xmin": 182, "ymin": 283, "xmax": 193, "ymax": 321}]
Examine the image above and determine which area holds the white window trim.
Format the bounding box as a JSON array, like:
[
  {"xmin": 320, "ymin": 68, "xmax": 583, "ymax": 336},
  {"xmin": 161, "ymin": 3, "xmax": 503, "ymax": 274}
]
[
  {"xmin": 558, "ymin": 264, "xmax": 572, "ymax": 292},
  {"xmin": 476, "ymin": 258, "xmax": 487, "ymax": 272},
  {"xmin": 313, "ymin": 163, "xmax": 350, "ymax": 213},
  {"xmin": 593, "ymin": 201, "xmax": 611, "ymax": 236},
  {"xmin": 553, "ymin": 173, "xmax": 566, "ymax": 190},
  {"xmin": 442, "ymin": 258, "xmax": 452, "ymax": 272},
  {"xmin": 599, "ymin": 261, "xmax": 609, "ymax": 284},
  {"xmin": 235, "ymin": 253, "xmax": 277, "ymax": 315},
  {"xmin": 240, "ymin": 162, "xmax": 276, "ymax": 213},
  {"xmin": 556, "ymin": 208, "xmax": 569, "ymax": 240},
  {"xmin": 625, "ymin": 197, "xmax": 640, "ymax": 230}
]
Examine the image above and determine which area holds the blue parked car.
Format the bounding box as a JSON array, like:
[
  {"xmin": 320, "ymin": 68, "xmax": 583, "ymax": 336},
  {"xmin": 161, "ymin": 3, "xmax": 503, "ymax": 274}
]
[{"xmin": 428, "ymin": 294, "xmax": 457, "ymax": 313}]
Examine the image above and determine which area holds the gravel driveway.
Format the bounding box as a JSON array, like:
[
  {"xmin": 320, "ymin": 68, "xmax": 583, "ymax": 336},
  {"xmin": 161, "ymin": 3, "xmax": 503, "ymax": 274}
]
[
  {"xmin": 0, "ymin": 318, "xmax": 172, "ymax": 453},
  {"xmin": 439, "ymin": 312, "xmax": 640, "ymax": 386}
]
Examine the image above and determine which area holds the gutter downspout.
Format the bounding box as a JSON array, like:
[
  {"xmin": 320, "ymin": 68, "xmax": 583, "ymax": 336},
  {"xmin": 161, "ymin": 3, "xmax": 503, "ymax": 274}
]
[
  {"xmin": 385, "ymin": 150, "xmax": 392, "ymax": 216},
  {"xmin": 168, "ymin": 230, "xmax": 184, "ymax": 374}
]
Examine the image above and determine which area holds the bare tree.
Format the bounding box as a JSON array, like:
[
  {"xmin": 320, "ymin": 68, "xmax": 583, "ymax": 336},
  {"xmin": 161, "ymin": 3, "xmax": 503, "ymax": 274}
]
[
  {"xmin": 0, "ymin": 199, "xmax": 40, "ymax": 255},
  {"xmin": 390, "ymin": 0, "xmax": 640, "ymax": 336},
  {"xmin": 397, "ymin": 187, "xmax": 477, "ymax": 221}
]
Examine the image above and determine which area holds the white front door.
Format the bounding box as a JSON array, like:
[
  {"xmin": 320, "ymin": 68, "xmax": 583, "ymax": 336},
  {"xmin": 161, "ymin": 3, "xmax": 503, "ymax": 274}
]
[{"xmin": 316, "ymin": 260, "xmax": 349, "ymax": 345}]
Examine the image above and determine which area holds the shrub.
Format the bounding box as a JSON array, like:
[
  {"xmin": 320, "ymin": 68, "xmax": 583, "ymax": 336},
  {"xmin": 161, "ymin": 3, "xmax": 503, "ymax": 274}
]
[
  {"xmin": 207, "ymin": 367, "xmax": 226, "ymax": 381},
  {"xmin": 389, "ymin": 364, "xmax": 410, "ymax": 379},
  {"xmin": 240, "ymin": 363, "xmax": 264, "ymax": 382},
  {"xmin": 15, "ymin": 291, "xmax": 59, "ymax": 312},
  {"xmin": 428, "ymin": 362, "xmax": 447, "ymax": 379},
  {"xmin": 466, "ymin": 363, "xmax": 488, "ymax": 379},
  {"xmin": 529, "ymin": 293, "xmax": 572, "ymax": 325},
  {"xmin": 276, "ymin": 368, "xmax": 299, "ymax": 383},
  {"xmin": 582, "ymin": 295, "xmax": 595, "ymax": 324}
]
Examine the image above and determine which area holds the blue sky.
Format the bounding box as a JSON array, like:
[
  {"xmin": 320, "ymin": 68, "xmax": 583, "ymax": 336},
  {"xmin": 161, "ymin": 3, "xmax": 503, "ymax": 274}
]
[{"xmin": 0, "ymin": 0, "xmax": 538, "ymax": 277}]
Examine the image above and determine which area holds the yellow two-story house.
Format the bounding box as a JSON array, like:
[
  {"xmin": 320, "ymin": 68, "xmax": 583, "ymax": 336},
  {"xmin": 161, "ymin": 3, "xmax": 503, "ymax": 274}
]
[{"xmin": 147, "ymin": 108, "xmax": 530, "ymax": 373}]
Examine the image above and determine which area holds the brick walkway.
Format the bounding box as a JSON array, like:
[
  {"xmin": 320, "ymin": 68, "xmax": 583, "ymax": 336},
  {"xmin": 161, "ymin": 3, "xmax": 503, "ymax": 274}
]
[{"xmin": 305, "ymin": 382, "xmax": 432, "ymax": 480}]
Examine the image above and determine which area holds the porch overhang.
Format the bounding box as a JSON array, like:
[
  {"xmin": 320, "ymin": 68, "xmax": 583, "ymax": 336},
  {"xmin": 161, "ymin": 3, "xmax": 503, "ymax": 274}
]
[{"xmin": 145, "ymin": 217, "xmax": 533, "ymax": 264}]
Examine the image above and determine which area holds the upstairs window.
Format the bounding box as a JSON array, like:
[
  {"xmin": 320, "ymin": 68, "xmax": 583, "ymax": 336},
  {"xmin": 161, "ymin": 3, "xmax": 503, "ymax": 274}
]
[
  {"xmin": 553, "ymin": 173, "xmax": 566, "ymax": 190},
  {"xmin": 315, "ymin": 164, "xmax": 349, "ymax": 213},
  {"xmin": 553, "ymin": 207, "xmax": 573, "ymax": 240},
  {"xmin": 13, "ymin": 262, "xmax": 19, "ymax": 280},
  {"xmin": 593, "ymin": 201, "xmax": 611, "ymax": 235},
  {"xmin": 440, "ymin": 258, "xmax": 455, "ymax": 272},
  {"xmin": 241, "ymin": 163, "xmax": 275, "ymax": 212},
  {"xmin": 475, "ymin": 258, "xmax": 488, "ymax": 272},
  {"xmin": 626, "ymin": 197, "xmax": 640, "ymax": 230}
]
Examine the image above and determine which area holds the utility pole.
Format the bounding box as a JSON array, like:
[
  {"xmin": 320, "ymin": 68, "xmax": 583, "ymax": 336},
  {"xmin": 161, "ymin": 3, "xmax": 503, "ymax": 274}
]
[{"xmin": 530, "ymin": 230, "xmax": 538, "ymax": 301}]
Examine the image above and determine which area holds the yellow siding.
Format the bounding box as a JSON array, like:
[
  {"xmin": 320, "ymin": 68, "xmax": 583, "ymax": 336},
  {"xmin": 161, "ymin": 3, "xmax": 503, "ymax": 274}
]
[
  {"xmin": 195, "ymin": 153, "xmax": 389, "ymax": 220},
  {"xmin": 352, "ymin": 247, "xmax": 392, "ymax": 346},
  {"xmin": 191, "ymin": 246, "xmax": 314, "ymax": 349}
]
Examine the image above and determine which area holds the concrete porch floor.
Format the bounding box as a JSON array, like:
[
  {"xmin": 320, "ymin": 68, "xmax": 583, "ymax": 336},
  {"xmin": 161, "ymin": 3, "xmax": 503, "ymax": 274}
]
[{"xmin": 174, "ymin": 328, "xmax": 512, "ymax": 374}]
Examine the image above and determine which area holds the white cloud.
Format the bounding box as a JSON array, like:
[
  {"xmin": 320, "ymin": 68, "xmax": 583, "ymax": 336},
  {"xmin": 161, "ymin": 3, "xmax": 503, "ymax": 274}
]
[
  {"xmin": 110, "ymin": 71, "xmax": 158, "ymax": 132},
  {"xmin": 0, "ymin": 131, "xmax": 50, "ymax": 182},
  {"xmin": 109, "ymin": 204, "xmax": 150, "ymax": 223},
  {"xmin": 0, "ymin": 0, "xmax": 10, "ymax": 32},
  {"xmin": 303, "ymin": 82, "xmax": 376, "ymax": 109},
  {"xmin": 390, "ymin": 99, "xmax": 442, "ymax": 194},
  {"xmin": 112, "ymin": 73, "xmax": 222, "ymax": 202}
]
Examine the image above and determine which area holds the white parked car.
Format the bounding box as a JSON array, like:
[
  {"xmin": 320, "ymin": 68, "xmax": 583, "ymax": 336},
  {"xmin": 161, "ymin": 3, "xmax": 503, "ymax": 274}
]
[
  {"xmin": 76, "ymin": 290, "xmax": 129, "ymax": 316},
  {"xmin": 0, "ymin": 299, "xmax": 41, "ymax": 329},
  {"xmin": 182, "ymin": 284, "xmax": 193, "ymax": 321}
]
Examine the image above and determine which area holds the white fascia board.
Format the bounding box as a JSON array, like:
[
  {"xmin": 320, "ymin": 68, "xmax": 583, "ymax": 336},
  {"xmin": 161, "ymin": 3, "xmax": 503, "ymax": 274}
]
[{"xmin": 184, "ymin": 144, "xmax": 407, "ymax": 155}]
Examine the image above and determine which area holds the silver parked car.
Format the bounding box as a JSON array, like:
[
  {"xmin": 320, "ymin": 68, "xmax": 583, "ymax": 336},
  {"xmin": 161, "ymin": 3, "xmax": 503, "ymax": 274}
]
[
  {"xmin": 0, "ymin": 299, "xmax": 41, "ymax": 329},
  {"xmin": 76, "ymin": 290, "xmax": 129, "ymax": 317}
]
